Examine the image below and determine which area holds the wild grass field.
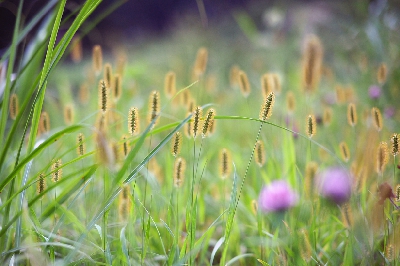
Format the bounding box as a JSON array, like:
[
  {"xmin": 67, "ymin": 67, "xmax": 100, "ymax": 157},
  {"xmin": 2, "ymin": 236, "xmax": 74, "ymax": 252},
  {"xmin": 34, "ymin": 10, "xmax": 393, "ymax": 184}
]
[{"xmin": 1, "ymin": 1, "xmax": 400, "ymax": 265}]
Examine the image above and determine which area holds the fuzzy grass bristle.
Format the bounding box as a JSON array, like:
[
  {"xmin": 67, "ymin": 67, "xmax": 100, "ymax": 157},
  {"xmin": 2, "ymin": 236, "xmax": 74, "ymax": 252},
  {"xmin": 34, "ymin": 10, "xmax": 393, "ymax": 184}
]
[
  {"xmin": 37, "ymin": 173, "xmax": 46, "ymax": 196},
  {"xmin": 192, "ymin": 106, "xmax": 203, "ymax": 138},
  {"xmin": 70, "ymin": 36, "xmax": 82, "ymax": 63},
  {"xmin": 92, "ymin": 45, "xmax": 103, "ymax": 75},
  {"xmin": 305, "ymin": 161, "xmax": 318, "ymax": 198},
  {"xmin": 79, "ymin": 82, "xmax": 89, "ymax": 105},
  {"xmin": 299, "ymin": 229, "xmax": 312, "ymax": 262},
  {"xmin": 250, "ymin": 200, "xmax": 258, "ymax": 215},
  {"xmin": 121, "ymin": 135, "xmax": 130, "ymax": 157},
  {"xmin": 339, "ymin": 141, "xmax": 350, "ymax": 162},
  {"xmin": 391, "ymin": 133, "xmax": 399, "ymax": 156},
  {"xmin": 9, "ymin": 93, "xmax": 18, "ymax": 120},
  {"xmin": 371, "ymin": 107, "xmax": 383, "ymax": 131},
  {"xmin": 306, "ymin": 114, "xmax": 316, "ymax": 138},
  {"xmin": 98, "ymin": 80, "xmax": 108, "ymax": 114},
  {"xmin": 103, "ymin": 63, "xmax": 113, "ymax": 88},
  {"xmin": 64, "ymin": 103, "xmax": 74, "ymax": 125},
  {"xmin": 261, "ymin": 73, "xmax": 274, "ymax": 98},
  {"xmin": 238, "ymin": 70, "xmax": 251, "ymax": 97},
  {"xmin": 202, "ymin": 108, "xmax": 215, "ymax": 138},
  {"xmin": 220, "ymin": 148, "xmax": 232, "ymax": 179},
  {"xmin": 322, "ymin": 107, "xmax": 332, "ymax": 126},
  {"xmin": 39, "ymin": 111, "xmax": 50, "ymax": 134},
  {"xmin": 286, "ymin": 91, "xmax": 295, "ymax": 113},
  {"xmin": 128, "ymin": 107, "xmax": 140, "ymax": 136},
  {"xmin": 164, "ymin": 71, "xmax": 176, "ymax": 99},
  {"xmin": 118, "ymin": 185, "xmax": 131, "ymax": 222},
  {"xmin": 376, "ymin": 141, "xmax": 389, "ymax": 175},
  {"xmin": 347, "ymin": 103, "xmax": 357, "ymax": 127},
  {"xmin": 255, "ymin": 140, "xmax": 265, "ymax": 167},
  {"xmin": 377, "ymin": 62, "xmax": 387, "ymax": 84},
  {"xmin": 148, "ymin": 90, "xmax": 160, "ymax": 128},
  {"xmin": 173, "ymin": 157, "xmax": 186, "ymax": 188},
  {"xmin": 76, "ymin": 133, "xmax": 85, "ymax": 156},
  {"xmin": 51, "ymin": 159, "xmax": 62, "ymax": 182},
  {"xmin": 385, "ymin": 244, "xmax": 394, "ymax": 262},
  {"xmin": 302, "ymin": 35, "xmax": 323, "ymax": 92},
  {"xmin": 112, "ymin": 74, "xmax": 122, "ymax": 101},
  {"xmin": 192, "ymin": 47, "xmax": 208, "ymax": 79},
  {"xmin": 171, "ymin": 132, "xmax": 182, "ymax": 157},
  {"xmin": 259, "ymin": 92, "xmax": 275, "ymax": 121}
]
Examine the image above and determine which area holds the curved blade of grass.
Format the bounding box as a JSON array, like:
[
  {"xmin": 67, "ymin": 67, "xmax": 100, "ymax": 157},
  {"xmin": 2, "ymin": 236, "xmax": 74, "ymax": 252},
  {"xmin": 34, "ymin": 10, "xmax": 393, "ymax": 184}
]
[
  {"xmin": 120, "ymin": 226, "xmax": 130, "ymax": 264},
  {"xmin": 210, "ymin": 236, "xmax": 225, "ymax": 265},
  {"xmin": 226, "ymin": 253, "xmax": 255, "ymax": 265}
]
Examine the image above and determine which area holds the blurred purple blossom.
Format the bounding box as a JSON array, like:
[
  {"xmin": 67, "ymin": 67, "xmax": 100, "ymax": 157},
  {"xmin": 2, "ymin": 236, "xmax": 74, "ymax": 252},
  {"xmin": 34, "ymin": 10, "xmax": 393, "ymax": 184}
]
[
  {"xmin": 384, "ymin": 106, "xmax": 395, "ymax": 118},
  {"xmin": 368, "ymin": 85, "xmax": 381, "ymax": 99},
  {"xmin": 259, "ymin": 180, "xmax": 298, "ymax": 213},
  {"xmin": 316, "ymin": 167, "xmax": 352, "ymax": 204}
]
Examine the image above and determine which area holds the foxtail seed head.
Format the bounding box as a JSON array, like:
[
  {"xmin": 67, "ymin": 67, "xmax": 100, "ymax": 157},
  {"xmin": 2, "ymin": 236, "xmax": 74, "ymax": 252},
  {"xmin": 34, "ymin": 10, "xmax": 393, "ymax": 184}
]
[
  {"xmin": 299, "ymin": 229, "xmax": 312, "ymax": 262},
  {"xmin": 376, "ymin": 141, "xmax": 389, "ymax": 175},
  {"xmin": 377, "ymin": 62, "xmax": 387, "ymax": 84},
  {"xmin": 229, "ymin": 65, "xmax": 240, "ymax": 87},
  {"xmin": 347, "ymin": 103, "xmax": 357, "ymax": 127},
  {"xmin": 71, "ymin": 36, "xmax": 82, "ymax": 63},
  {"xmin": 128, "ymin": 107, "xmax": 140, "ymax": 135},
  {"xmin": 342, "ymin": 203, "xmax": 353, "ymax": 228},
  {"xmin": 306, "ymin": 114, "xmax": 316, "ymax": 138},
  {"xmin": 173, "ymin": 157, "xmax": 186, "ymax": 188},
  {"xmin": 302, "ymin": 35, "xmax": 323, "ymax": 92},
  {"xmin": 37, "ymin": 173, "xmax": 46, "ymax": 196},
  {"xmin": 121, "ymin": 135, "xmax": 130, "ymax": 157},
  {"xmin": 64, "ymin": 103, "xmax": 74, "ymax": 125},
  {"xmin": 259, "ymin": 92, "xmax": 275, "ymax": 121},
  {"xmin": 9, "ymin": 93, "xmax": 18, "ymax": 120},
  {"xmin": 119, "ymin": 185, "xmax": 131, "ymax": 222},
  {"xmin": 148, "ymin": 91, "xmax": 160, "ymax": 128},
  {"xmin": 77, "ymin": 133, "xmax": 85, "ymax": 156},
  {"xmin": 371, "ymin": 107, "xmax": 383, "ymax": 131},
  {"xmin": 251, "ymin": 200, "xmax": 258, "ymax": 215},
  {"xmin": 391, "ymin": 133, "xmax": 399, "ymax": 156},
  {"xmin": 286, "ymin": 91, "xmax": 295, "ymax": 113},
  {"xmin": 238, "ymin": 70, "xmax": 251, "ymax": 97},
  {"xmin": 51, "ymin": 159, "xmax": 62, "ymax": 182},
  {"xmin": 323, "ymin": 107, "xmax": 332, "ymax": 126},
  {"xmin": 39, "ymin": 112, "xmax": 50, "ymax": 134},
  {"xmin": 339, "ymin": 141, "xmax": 350, "ymax": 162},
  {"xmin": 184, "ymin": 112, "xmax": 193, "ymax": 138},
  {"xmin": 92, "ymin": 45, "xmax": 103, "ymax": 75},
  {"xmin": 220, "ymin": 148, "xmax": 232, "ymax": 179},
  {"xmin": 79, "ymin": 83, "xmax": 89, "ymax": 105},
  {"xmin": 98, "ymin": 80, "xmax": 108, "ymax": 113},
  {"xmin": 255, "ymin": 140, "xmax": 265, "ymax": 167},
  {"xmin": 103, "ymin": 63, "xmax": 113, "ymax": 88},
  {"xmin": 171, "ymin": 132, "xmax": 182, "ymax": 157},
  {"xmin": 261, "ymin": 73, "xmax": 274, "ymax": 98},
  {"xmin": 396, "ymin": 184, "xmax": 400, "ymax": 202},
  {"xmin": 305, "ymin": 161, "xmax": 318, "ymax": 198},
  {"xmin": 202, "ymin": 108, "xmax": 215, "ymax": 138},
  {"xmin": 164, "ymin": 71, "xmax": 176, "ymax": 99},
  {"xmin": 112, "ymin": 74, "xmax": 122, "ymax": 101},
  {"xmin": 192, "ymin": 106, "xmax": 203, "ymax": 138},
  {"xmin": 193, "ymin": 47, "xmax": 208, "ymax": 78}
]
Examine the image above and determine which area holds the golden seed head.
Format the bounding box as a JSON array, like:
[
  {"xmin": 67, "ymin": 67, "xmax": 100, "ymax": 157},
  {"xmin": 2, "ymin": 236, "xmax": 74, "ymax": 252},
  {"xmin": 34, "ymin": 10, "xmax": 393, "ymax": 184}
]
[
  {"xmin": 192, "ymin": 106, "xmax": 203, "ymax": 138},
  {"xmin": 371, "ymin": 107, "xmax": 383, "ymax": 131},
  {"xmin": 121, "ymin": 135, "xmax": 130, "ymax": 157},
  {"xmin": 98, "ymin": 80, "xmax": 108, "ymax": 113},
  {"xmin": 238, "ymin": 70, "xmax": 251, "ymax": 98},
  {"xmin": 51, "ymin": 159, "xmax": 62, "ymax": 182},
  {"xmin": 37, "ymin": 173, "xmax": 46, "ymax": 196},
  {"xmin": 193, "ymin": 47, "xmax": 208, "ymax": 78},
  {"xmin": 306, "ymin": 114, "xmax": 316, "ymax": 138},
  {"xmin": 250, "ymin": 200, "xmax": 258, "ymax": 215},
  {"xmin": 323, "ymin": 107, "xmax": 332, "ymax": 126},
  {"xmin": 111, "ymin": 140, "xmax": 120, "ymax": 163},
  {"xmin": 128, "ymin": 107, "xmax": 140, "ymax": 135},
  {"xmin": 9, "ymin": 93, "xmax": 19, "ymax": 120},
  {"xmin": 341, "ymin": 203, "xmax": 353, "ymax": 228},
  {"xmin": 299, "ymin": 229, "xmax": 312, "ymax": 262},
  {"xmin": 103, "ymin": 63, "xmax": 113, "ymax": 88},
  {"xmin": 96, "ymin": 132, "xmax": 115, "ymax": 166},
  {"xmin": 286, "ymin": 91, "xmax": 296, "ymax": 113},
  {"xmin": 377, "ymin": 62, "xmax": 387, "ymax": 84},
  {"xmin": 79, "ymin": 82, "xmax": 89, "ymax": 105},
  {"xmin": 335, "ymin": 85, "xmax": 346, "ymax": 104},
  {"xmin": 39, "ymin": 112, "xmax": 50, "ymax": 134},
  {"xmin": 184, "ymin": 112, "xmax": 193, "ymax": 139},
  {"xmin": 255, "ymin": 140, "xmax": 265, "ymax": 167},
  {"xmin": 347, "ymin": 103, "xmax": 357, "ymax": 127},
  {"xmin": 202, "ymin": 108, "xmax": 215, "ymax": 138},
  {"xmin": 119, "ymin": 185, "xmax": 131, "ymax": 222},
  {"xmin": 376, "ymin": 141, "xmax": 389, "ymax": 175},
  {"xmin": 92, "ymin": 45, "xmax": 103, "ymax": 75},
  {"xmin": 173, "ymin": 157, "xmax": 186, "ymax": 188},
  {"xmin": 164, "ymin": 71, "xmax": 176, "ymax": 99},
  {"xmin": 70, "ymin": 36, "xmax": 82, "ymax": 63},
  {"xmin": 339, "ymin": 141, "xmax": 350, "ymax": 162},
  {"xmin": 171, "ymin": 132, "xmax": 182, "ymax": 157},
  {"xmin": 302, "ymin": 35, "xmax": 323, "ymax": 93},
  {"xmin": 96, "ymin": 113, "xmax": 108, "ymax": 133},
  {"xmin": 229, "ymin": 65, "xmax": 240, "ymax": 87},
  {"xmin": 385, "ymin": 244, "xmax": 393, "ymax": 262},
  {"xmin": 220, "ymin": 148, "xmax": 232, "ymax": 179},
  {"xmin": 261, "ymin": 73, "xmax": 274, "ymax": 98},
  {"xmin": 148, "ymin": 90, "xmax": 160, "ymax": 128},
  {"xmin": 391, "ymin": 133, "xmax": 399, "ymax": 156},
  {"xmin": 259, "ymin": 92, "xmax": 275, "ymax": 121},
  {"xmin": 305, "ymin": 161, "xmax": 318, "ymax": 198},
  {"xmin": 396, "ymin": 184, "xmax": 400, "ymax": 202},
  {"xmin": 64, "ymin": 103, "xmax": 74, "ymax": 125},
  {"xmin": 76, "ymin": 133, "xmax": 85, "ymax": 156},
  {"xmin": 112, "ymin": 74, "xmax": 122, "ymax": 101}
]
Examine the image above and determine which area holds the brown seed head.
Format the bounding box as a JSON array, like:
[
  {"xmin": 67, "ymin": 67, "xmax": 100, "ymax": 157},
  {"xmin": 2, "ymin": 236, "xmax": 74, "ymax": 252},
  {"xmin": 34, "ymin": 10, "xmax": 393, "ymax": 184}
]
[
  {"xmin": 339, "ymin": 141, "xmax": 350, "ymax": 162},
  {"xmin": 192, "ymin": 106, "xmax": 203, "ymax": 138},
  {"xmin": 103, "ymin": 63, "xmax": 113, "ymax": 88},
  {"xmin": 261, "ymin": 73, "xmax": 274, "ymax": 98},
  {"xmin": 202, "ymin": 108, "xmax": 215, "ymax": 138},
  {"xmin": 77, "ymin": 133, "xmax": 85, "ymax": 156},
  {"xmin": 347, "ymin": 103, "xmax": 357, "ymax": 127},
  {"xmin": 193, "ymin": 47, "xmax": 208, "ymax": 78},
  {"xmin": 302, "ymin": 35, "xmax": 323, "ymax": 92},
  {"xmin": 220, "ymin": 148, "xmax": 232, "ymax": 179},
  {"xmin": 173, "ymin": 157, "xmax": 186, "ymax": 188},
  {"xmin": 238, "ymin": 70, "xmax": 251, "ymax": 97},
  {"xmin": 323, "ymin": 107, "xmax": 332, "ymax": 126},
  {"xmin": 71, "ymin": 36, "xmax": 82, "ymax": 63},
  {"xmin": 92, "ymin": 45, "xmax": 103, "ymax": 75},
  {"xmin": 98, "ymin": 80, "xmax": 108, "ymax": 113},
  {"xmin": 229, "ymin": 65, "xmax": 240, "ymax": 87},
  {"xmin": 39, "ymin": 112, "xmax": 50, "ymax": 134},
  {"xmin": 376, "ymin": 142, "xmax": 389, "ymax": 175},
  {"xmin": 259, "ymin": 92, "xmax": 275, "ymax": 121},
  {"xmin": 51, "ymin": 159, "xmax": 62, "ymax": 182},
  {"xmin": 9, "ymin": 93, "xmax": 18, "ymax": 120},
  {"xmin": 112, "ymin": 74, "xmax": 122, "ymax": 101},
  {"xmin": 164, "ymin": 71, "xmax": 176, "ymax": 99},
  {"xmin": 286, "ymin": 91, "xmax": 296, "ymax": 113},
  {"xmin": 128, "ymin": 107, "xmax": 140, "ymax": 135},
  {"xmin": 391, "ymin": 133, "xmax": 399, "ymax": 156},
  {"xmin": 64, "ymin": 103, "xmax": 74, "ymax": 125},
  {"xmin": 371, "ymin": 107, "xmax": 383, "ymax": 131},
  {"xmin": 255, "ymin": 140, "xmax": 265, "ymax": 167},
  {"xmin": 37, "ymin": 173, "xmax": 46, "ymax": 196},
  {"xmin": 121, "ymin": 135, "xmax": 130, "ymax": 157},
  {"xmin": 306, "ymin": 114, "xmax": 316, "ymax": 138},
  {"xmin": 171, "ymin": 132, "xmax": 182, "ymax": 157},
  {"xmin": 377, "ymin": 62, "xmax": 387, "ymax": 84},
  {"xmin": 148, "ymin": 91, "xmax": 160, "ymax": 128},
  {"xmin": 79, "ymin": 83, "xmax": 89, "ymax": 105}
]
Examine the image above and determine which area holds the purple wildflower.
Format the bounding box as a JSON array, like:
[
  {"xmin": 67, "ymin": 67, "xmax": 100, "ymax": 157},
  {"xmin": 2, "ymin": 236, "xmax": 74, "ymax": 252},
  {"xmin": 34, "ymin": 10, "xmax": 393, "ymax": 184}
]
[
  {"xmin": 315, "ymin": 167, "xmax": 352, "ymax": 204},
  {"xmin": 384, "ymin": 106, "xmax": 395, "ymax": 119},
  {"xmin": 258, "ymin": 180, "xmax": 298, "ymax": 213},
  {"xmin": 368, "ymin": 85, "xmax": 381, "ymax": 99}
]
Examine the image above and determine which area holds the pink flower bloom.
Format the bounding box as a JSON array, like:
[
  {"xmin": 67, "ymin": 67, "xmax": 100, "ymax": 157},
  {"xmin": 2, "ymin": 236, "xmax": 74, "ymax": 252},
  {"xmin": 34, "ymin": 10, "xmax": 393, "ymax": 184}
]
[
  {"xmin": 368, "ymin": 85, "xmax": 381, "ymax": 99},
  {"xmin": 258, "ymin": 180, "xmax": 298, "ymax": 212},
  {"xmin": 316, "ymin": 167, "xmax": 352, "ymax": 204}
]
